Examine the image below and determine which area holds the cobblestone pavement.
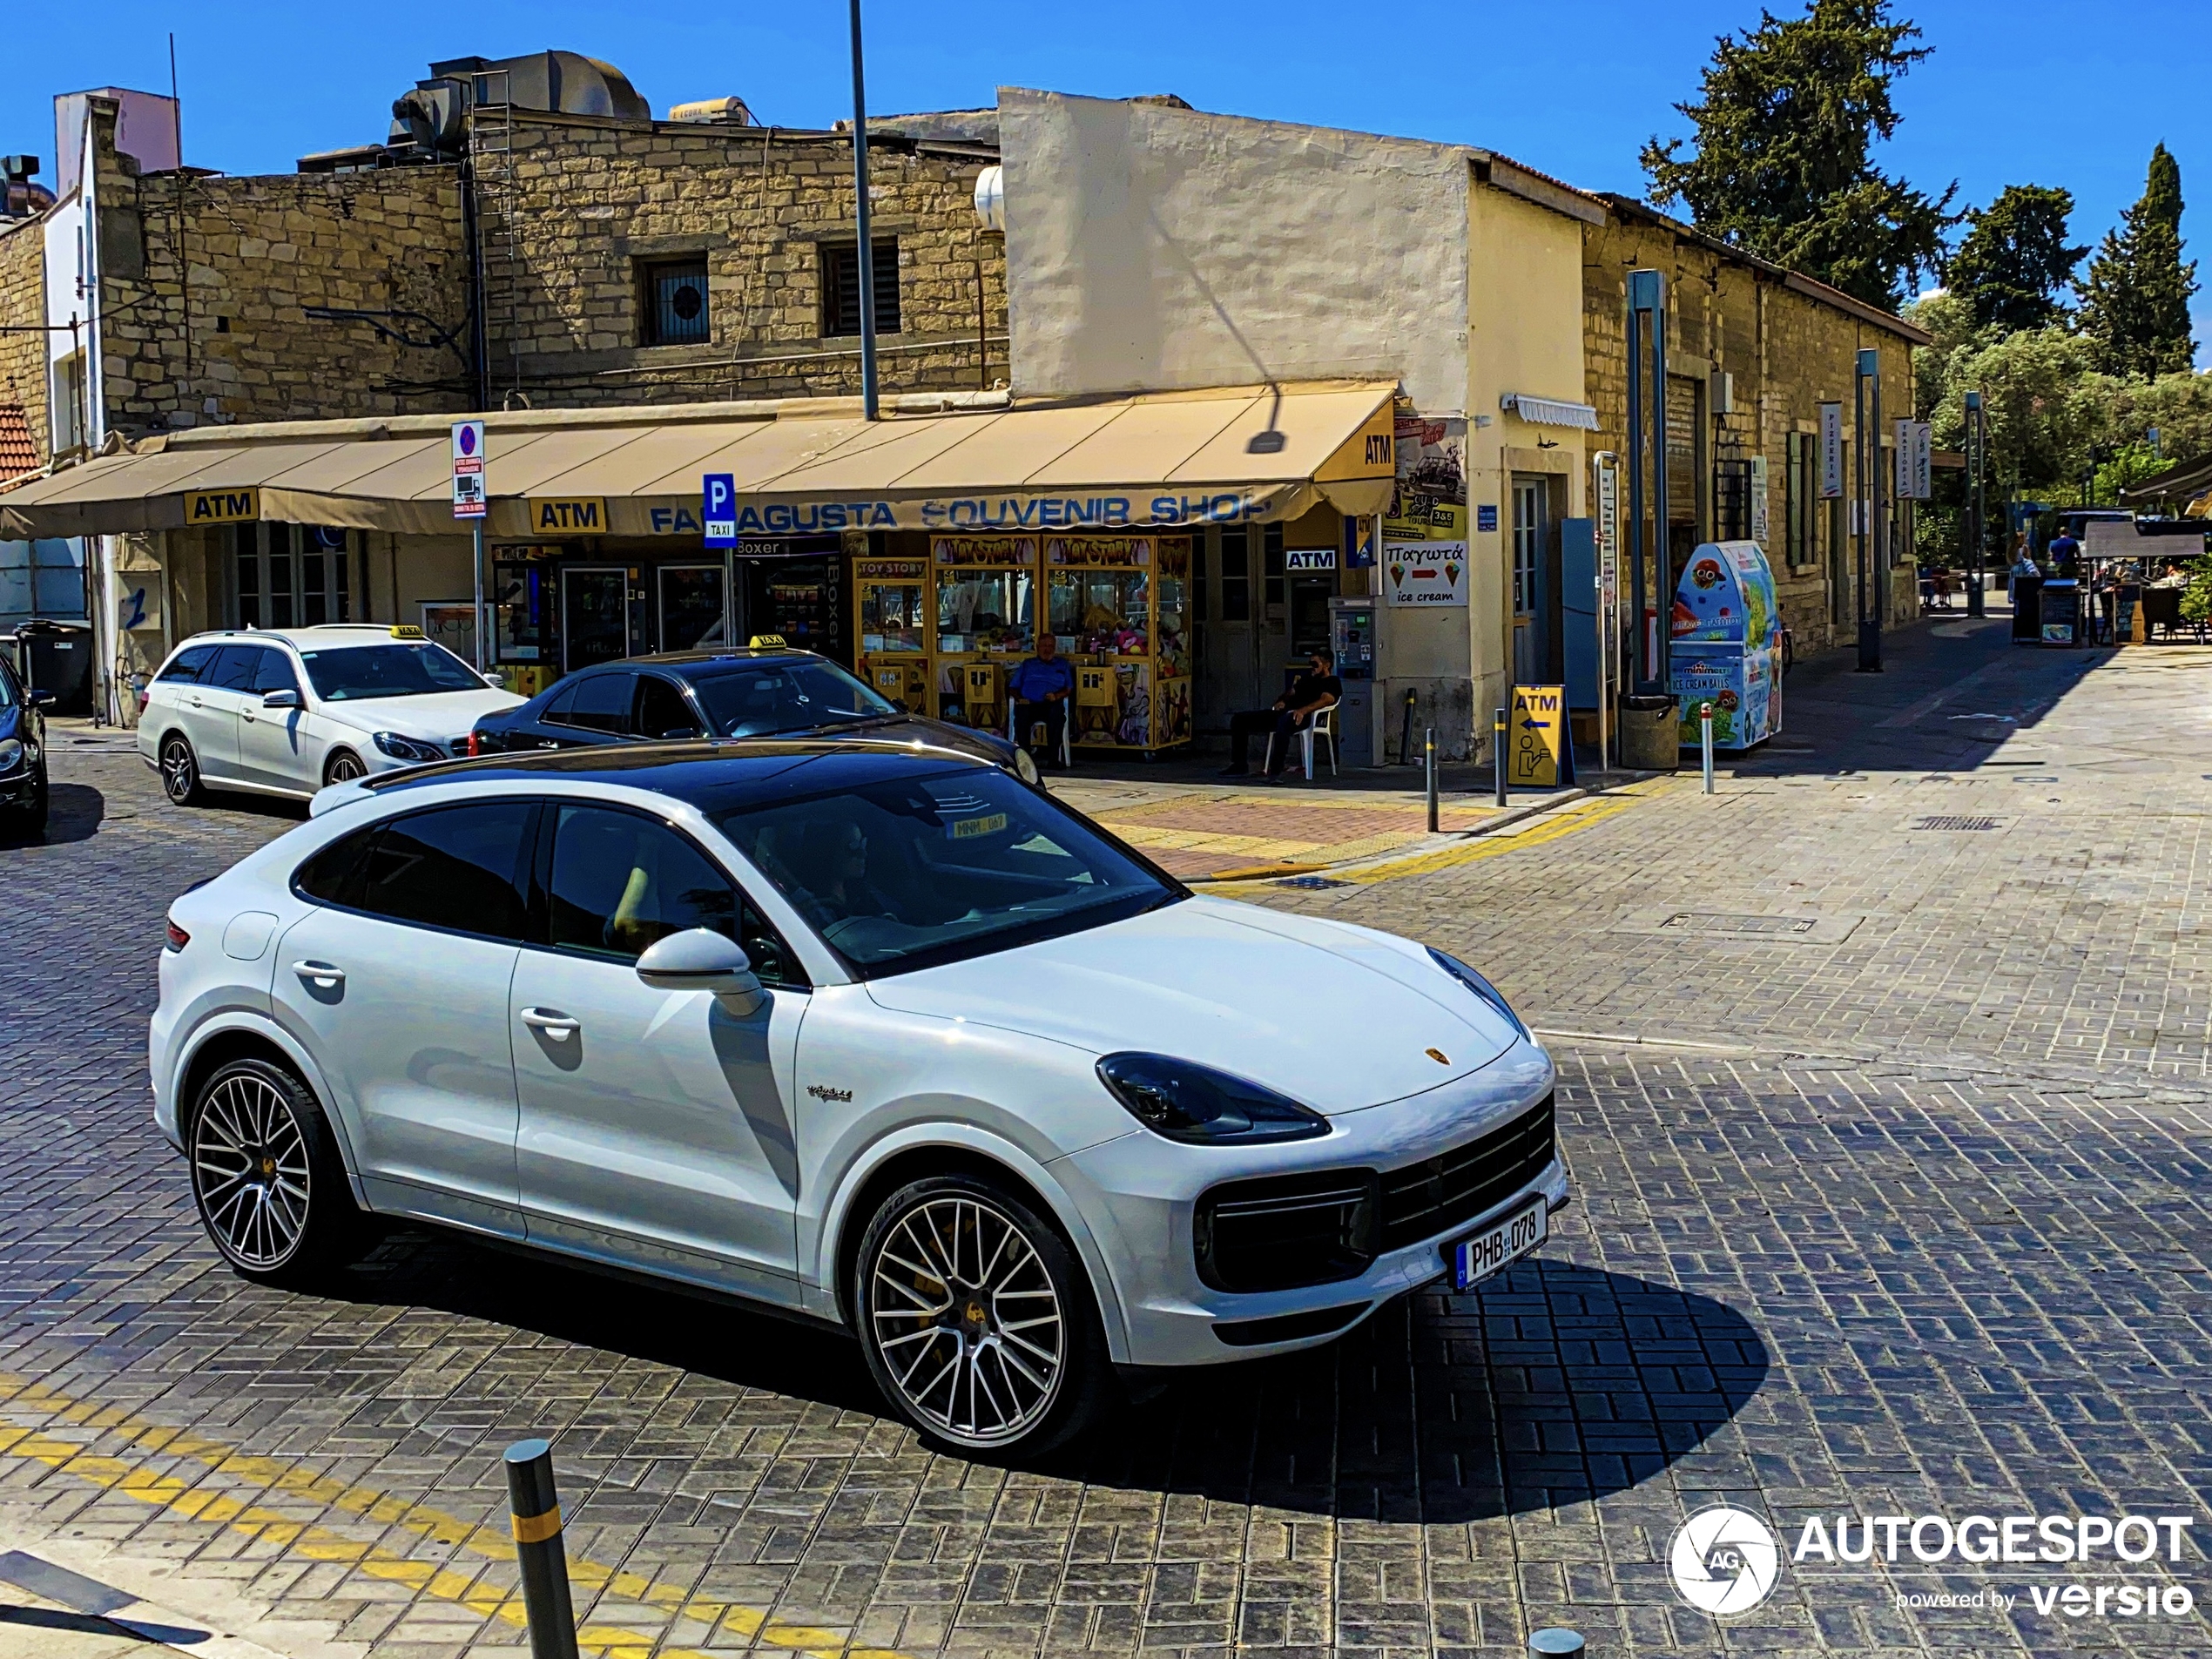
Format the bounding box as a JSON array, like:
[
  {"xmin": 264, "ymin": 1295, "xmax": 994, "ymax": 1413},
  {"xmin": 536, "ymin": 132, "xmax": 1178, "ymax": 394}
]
[{"xmin": 0, "ymin": 624, "xmax": 2208, "ymax": 1658}]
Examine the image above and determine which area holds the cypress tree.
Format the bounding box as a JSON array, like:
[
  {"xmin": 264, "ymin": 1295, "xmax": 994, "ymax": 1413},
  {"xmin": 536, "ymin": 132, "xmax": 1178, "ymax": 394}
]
[{"xmin": 2077, "ymin": 144, "xmax": 2198, "ymax": 378}]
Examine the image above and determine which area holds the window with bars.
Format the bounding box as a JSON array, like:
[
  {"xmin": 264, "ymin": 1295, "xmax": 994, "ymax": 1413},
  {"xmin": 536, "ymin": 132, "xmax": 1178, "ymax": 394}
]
[
  {"xmin": 1713, "ymin": 457, "xmax": 1753, "ymax": 542},
  {"xmin": 819, "ymin": 239, "xmax": 902, "ymax": 336},
  {"xmin": 639, "ymin": 259, "xmax": 711, "ymax": 347}
]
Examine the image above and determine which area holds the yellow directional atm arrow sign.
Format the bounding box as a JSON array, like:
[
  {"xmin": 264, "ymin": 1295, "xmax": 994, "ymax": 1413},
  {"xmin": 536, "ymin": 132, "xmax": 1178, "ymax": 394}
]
[{"xmin": 1507, "ymin": 685, "xmax": 1568, "ymax": 788}]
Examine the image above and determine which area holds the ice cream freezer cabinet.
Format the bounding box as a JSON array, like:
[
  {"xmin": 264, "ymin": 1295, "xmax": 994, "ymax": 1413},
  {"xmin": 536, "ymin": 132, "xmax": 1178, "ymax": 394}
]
[{"xmin": 1669, "ymin": 539, "xmax": 1782, "ymax": 751}]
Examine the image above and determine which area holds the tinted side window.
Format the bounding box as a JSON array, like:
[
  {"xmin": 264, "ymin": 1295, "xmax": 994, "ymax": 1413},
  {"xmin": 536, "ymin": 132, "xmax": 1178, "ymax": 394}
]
[
  {"xmin": 548, "ymin": 672, "xmax": 631, "ymax": 733},
  {"xmin": 547, "ymin": 805, "xmax": 737, "ymax": 961},
  {"xmin": 355, "ymin": 803, "xmax": 534, "ymax": 941},
  {"xmin": 539, "ymin": 680, "xmax": 579, "ymax": 722},
  {"xmin": 160, "ymin": 644, "xmax": 220, "ymax": 684},
  {"xmin": 206, "ymin": 645, "xmax": 261, "ymax": 691},
  {"xmin": 250, "ymin": 649, "xmax": 300, "ymax": 695},
  {"xmin": 635, "ymin": 675, "xmax": 698, "ymax": 739},
  {"xmin": 293, "ymin": 826, "xmax": 376, "ymax": 907}
]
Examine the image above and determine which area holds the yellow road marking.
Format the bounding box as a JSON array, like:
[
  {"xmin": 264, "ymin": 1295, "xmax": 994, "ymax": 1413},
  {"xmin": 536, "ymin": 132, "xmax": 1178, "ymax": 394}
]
[
  {"xmin": 1194, "ymin": 780, "xmax": 1673, "ymax": 889},
  {"xmin": 0, "ymin": 1371, "xmax": 909, "ymax": 1659}
]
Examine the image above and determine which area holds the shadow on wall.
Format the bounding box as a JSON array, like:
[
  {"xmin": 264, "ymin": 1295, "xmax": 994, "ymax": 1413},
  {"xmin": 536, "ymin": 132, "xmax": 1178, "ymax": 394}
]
[{"xmin": 327, "ymin": 1238, "xmax": 1765, "ymax": 1523}]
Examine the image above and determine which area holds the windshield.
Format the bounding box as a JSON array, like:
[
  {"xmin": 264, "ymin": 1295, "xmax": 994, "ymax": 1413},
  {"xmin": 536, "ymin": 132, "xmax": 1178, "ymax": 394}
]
[
  {"xmin": 299, "ymin": 643, "xmax": 485, "ymax": 702},
  {"xmin": 713, "ymin": 765, "xmax": 1177, "ymax": 975},
  {"xmin": 691, "ymin": 658, "xmax": 896, "ymax": 738}
]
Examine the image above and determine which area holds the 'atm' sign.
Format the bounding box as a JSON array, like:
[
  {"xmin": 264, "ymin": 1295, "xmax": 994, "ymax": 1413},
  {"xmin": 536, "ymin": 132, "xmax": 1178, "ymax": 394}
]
[{"xmin": 185, "ymin": 488, "xmax": 260, "ymax": 525}]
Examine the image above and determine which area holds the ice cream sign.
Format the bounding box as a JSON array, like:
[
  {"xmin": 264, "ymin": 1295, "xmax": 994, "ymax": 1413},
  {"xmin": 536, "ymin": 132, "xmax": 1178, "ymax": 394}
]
[{"xmin": 1383, "ymin": 540, "xmax": 1469, "ymax": 607}]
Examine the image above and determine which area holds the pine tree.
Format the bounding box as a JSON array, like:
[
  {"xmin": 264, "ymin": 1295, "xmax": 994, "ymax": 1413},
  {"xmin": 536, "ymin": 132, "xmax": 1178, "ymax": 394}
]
[
  {"xmin": 1945, "ymin": 185, "xmax": 2086, "ymax": 334},
  {"xmin": 1641, "ymin": 0, "xmax": 1956, "ymax": 309},
  {"xmin": 2077, "ymin": 144, "xmax": 2198, "ymax": 379}
]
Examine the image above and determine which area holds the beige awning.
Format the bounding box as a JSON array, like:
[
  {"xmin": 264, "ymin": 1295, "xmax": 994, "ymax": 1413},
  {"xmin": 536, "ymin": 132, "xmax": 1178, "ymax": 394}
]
[{"xmin": 0, "ymin": 382, "xmax": 1399, "ymax": 541}]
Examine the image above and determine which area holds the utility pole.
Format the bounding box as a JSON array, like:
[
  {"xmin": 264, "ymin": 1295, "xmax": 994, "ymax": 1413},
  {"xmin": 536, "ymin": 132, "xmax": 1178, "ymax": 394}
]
[
  {"xmin": 1965, "ymin": 390, "xmax": 1986, "ymax": 618},
  {"xmin": 848, "ymin": 0, "xmax": 879, "ymax": 421}
]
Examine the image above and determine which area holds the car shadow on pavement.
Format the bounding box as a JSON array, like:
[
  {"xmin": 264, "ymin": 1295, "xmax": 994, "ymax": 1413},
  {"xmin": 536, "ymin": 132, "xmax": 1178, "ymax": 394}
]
[
  {"xmin": 334, "ymin": 1239, "xmax": 1764, "ymax": 1521},
  {"xmin": 1068, "ymin": 1258, "xmax": 1770, "ymax": 1523},
  {"xmin": 0, "ymin": 783, "xmax": 102, "ymax": 846}
]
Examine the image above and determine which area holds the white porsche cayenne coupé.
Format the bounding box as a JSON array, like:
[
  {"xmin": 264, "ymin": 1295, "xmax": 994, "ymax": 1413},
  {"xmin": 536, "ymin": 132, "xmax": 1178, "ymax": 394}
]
[{"xmin": 153, "ymin": 739, "xmax": 1563, "ymax": 1453}]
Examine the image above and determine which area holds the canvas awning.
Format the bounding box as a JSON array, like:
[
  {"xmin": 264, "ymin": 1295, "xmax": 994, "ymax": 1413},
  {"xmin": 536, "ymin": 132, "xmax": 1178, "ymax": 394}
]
[
  {"xmin": 1499, "ymin": 393, "xmax": 1598, "ymax": 430},
  {"xmin": 0, "ymin": 381, "xmax": 1400, "ymax": 542}
]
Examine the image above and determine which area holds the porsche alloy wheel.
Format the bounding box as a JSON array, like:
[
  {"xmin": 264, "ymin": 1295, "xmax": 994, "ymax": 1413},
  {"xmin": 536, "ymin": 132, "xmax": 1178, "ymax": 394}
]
[
  {"xmin": 858, "ymin": 1177, "xmax": 1106, "ymax": 1453},
  {"xmin": 191, "ymin": 1065, "xmax": 314, "ymax": 1271}
]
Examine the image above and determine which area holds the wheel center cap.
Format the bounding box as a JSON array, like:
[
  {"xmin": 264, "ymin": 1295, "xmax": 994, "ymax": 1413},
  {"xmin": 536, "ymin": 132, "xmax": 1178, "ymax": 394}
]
[
  {"xmin": 260, "ymin": 1156, "xmax": 276, "ymax": 1177},
  {"xmin": 962, "ymin": 1299, "xmax": 988, "ymax": 1329}
]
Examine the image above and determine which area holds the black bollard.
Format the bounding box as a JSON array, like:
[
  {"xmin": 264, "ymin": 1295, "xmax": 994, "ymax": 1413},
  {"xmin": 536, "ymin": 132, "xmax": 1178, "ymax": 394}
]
[{"xmin": 504, "ymin": 1439, "xmax": 580, "ymax": 1659}]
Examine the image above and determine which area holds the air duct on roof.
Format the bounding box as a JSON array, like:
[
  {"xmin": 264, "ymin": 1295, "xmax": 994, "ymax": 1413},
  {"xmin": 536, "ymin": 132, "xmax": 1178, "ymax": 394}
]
[{"xmin": 388, "ymin": 51, "xmax": 651, "ymax": 158}]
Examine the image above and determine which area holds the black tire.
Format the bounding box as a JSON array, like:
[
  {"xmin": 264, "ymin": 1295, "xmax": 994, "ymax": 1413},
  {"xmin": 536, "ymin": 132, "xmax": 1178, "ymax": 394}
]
[
  {"xmin": 159, "ymin": 733, "xmax": 205, "ymax": 806},
  {"xmin": 853, "ymin": 1171, "xmax": 1111, "ymax": 1456},
  {"xmin": 323, "ymin": 750, "xmax": 367, "ymax": 786},
  {"xmin": 186, "ymin": 1055, "xmax": 370, "ymax": 1287}
]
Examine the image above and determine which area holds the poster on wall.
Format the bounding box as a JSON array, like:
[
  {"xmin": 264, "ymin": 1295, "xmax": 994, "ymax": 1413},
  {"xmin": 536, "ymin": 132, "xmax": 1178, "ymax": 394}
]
[
  {"xmin": 421, "ymin": 601, "xmax": 476, "ymax": 665},
  {"xmin": 1383, "ymin": 541, "xmax": 1469, "ymax": 607},
  {"xmin": 1386, "ymin": 397, "xmax": 1467, "ymax": 542}
]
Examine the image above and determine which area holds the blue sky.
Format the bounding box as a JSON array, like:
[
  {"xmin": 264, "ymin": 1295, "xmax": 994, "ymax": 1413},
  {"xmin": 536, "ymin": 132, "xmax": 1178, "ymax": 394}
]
[{"xmin": 10, "ymin": 0, "xmax": 2209, "ymax": 360}]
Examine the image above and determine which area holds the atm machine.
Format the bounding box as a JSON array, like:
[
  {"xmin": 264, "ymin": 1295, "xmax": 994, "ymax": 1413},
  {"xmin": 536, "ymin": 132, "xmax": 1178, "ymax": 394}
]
[{"xmin": 1327, "ymin": 597, "xmax": 1376, "ymax": 767}]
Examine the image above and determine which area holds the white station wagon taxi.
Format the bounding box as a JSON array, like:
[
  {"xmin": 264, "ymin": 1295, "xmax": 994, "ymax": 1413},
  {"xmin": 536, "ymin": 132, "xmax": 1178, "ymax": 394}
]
[{"xmin": 139, "ymin": 625, "xmax": 523, "ymax": 804}]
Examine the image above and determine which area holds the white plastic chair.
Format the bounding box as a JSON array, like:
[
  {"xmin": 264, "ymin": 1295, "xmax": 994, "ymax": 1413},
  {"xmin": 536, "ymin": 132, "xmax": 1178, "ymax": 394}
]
[
  {"xmin": 1299, "ymin": 705, "xmax": 1338, "ymax": 779},
  {"xmin": 1009, "ymin": 692, "xmax": 1075, "ymax": 768}
]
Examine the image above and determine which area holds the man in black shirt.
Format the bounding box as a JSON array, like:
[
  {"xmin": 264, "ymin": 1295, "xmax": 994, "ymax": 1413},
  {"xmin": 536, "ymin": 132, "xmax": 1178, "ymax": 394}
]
[{"xmin": 1220, "ymin": 649, "xmax": 1342, "ymax": 782}]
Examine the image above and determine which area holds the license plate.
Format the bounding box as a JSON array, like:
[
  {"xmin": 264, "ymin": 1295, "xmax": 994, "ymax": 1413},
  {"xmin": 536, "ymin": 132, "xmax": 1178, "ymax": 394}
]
[{"xmin": 1446, "ymin": 1197, "xmax": 1548, "ymax": 1291}]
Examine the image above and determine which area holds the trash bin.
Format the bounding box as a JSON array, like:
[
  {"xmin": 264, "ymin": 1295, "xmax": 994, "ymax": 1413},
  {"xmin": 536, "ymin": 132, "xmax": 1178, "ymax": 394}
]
[
  {"xmin": 14, "ymin": 620, "xmax": 94, "ymax": 716},
  {"xmin": 1618, "ymin": 693, "xmax": 1679, "ymax": 772}
]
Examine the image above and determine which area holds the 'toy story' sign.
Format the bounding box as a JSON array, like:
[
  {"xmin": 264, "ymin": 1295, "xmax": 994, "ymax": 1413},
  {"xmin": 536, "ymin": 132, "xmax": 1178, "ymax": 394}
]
[{"xmin": 1383, "ymin": 540, "xmax": 1468, "ymax": 607}]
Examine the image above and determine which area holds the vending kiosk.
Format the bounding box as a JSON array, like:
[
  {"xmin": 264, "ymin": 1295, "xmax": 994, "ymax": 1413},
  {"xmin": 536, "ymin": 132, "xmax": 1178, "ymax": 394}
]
[
  {"xmin": 854, "ymin": 556, "xmax": 931, "ymax": 713},
  {"xmin": 1669, "ymin": 540, "xmax": 1782, "ymax": 751}
]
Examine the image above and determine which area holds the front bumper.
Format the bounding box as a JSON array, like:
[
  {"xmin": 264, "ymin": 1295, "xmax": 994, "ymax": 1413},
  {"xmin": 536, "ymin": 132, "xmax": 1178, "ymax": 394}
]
[{"xmin": 1057, "ymin": 1034, "xmax": 1561, "ymax": 1366}]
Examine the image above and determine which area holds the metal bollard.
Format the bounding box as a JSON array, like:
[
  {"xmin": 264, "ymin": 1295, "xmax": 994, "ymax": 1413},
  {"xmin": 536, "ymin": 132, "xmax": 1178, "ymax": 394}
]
[
  {"xmin": 1529, "ymin": 1629, "xmax": 1585, "ymax": 1656},
  {"xmin": 504, "ymin": 1439, "xmax": 580, "ymax": 1659},
  {"xmin": 1424, "ymin": 727, "xmax": 1439, "ymax": 833},
  {"xmin": 1700, "ymin": 700, "xmax": 1715, "ymax": 795},
  {"xmin": 1493, "ymin": 707, "xmax": 1508, "ymax": 807}
]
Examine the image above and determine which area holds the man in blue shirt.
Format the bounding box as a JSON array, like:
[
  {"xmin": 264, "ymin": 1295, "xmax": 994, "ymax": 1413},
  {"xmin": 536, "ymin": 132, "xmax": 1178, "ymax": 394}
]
[{"xmin": 1008, "ymin": 631, "xmax": 1076, "ymax": 767}]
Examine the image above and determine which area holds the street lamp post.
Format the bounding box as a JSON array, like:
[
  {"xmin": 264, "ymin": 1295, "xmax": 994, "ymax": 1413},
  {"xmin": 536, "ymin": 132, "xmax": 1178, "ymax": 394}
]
[
  {"xmin": 1965, "ymin": 390, "xmax": 1986, "ymax": 618},
  {"xmin": 1855, "ymin": 347, "xmax": 1882, "ymax": 672},
  {"xmin": 848, "ymin": 0, "xmax": 879, "ymax": 421}
]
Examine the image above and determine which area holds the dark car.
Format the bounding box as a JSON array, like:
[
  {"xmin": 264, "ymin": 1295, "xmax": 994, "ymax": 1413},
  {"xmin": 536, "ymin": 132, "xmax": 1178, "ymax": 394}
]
[
  {"xmin": 469, "ymin": 649, "xmax": 1041, "ymax": 785},
  {"xmin": 0, "ymin": 651, "xmax": 53, "ymax": 839}
]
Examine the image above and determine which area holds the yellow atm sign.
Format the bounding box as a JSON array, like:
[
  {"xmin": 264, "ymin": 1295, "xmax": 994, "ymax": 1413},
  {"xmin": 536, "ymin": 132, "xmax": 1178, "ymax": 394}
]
[
  {"xmin": 529, "ymin": 496, "xmax": 609, "ymax": 534},
  {"xmin": 1507, "ymin": 685, "xmax": 1568, "ymax": 789},
  {"xmin": 185, "ymin": 488, "xmax": 260, "ymax": 525}
]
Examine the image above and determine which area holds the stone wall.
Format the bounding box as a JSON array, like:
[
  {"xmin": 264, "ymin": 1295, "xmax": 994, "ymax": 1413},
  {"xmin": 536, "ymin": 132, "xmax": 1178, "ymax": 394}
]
[
  {"xmin": 1583, "ymin": 209, "xmax": 1923, "ymax": 651},
  {"xmin": 89, "ymin": 98, "xmax": 471, "ymax": 434},
  {"xmin": 0, "ymin": 217, "xmax": 47, "ymax": 470},
  {"xmin": 480, "ymin": 112, "xmax": 1006, "ymax": 407}
]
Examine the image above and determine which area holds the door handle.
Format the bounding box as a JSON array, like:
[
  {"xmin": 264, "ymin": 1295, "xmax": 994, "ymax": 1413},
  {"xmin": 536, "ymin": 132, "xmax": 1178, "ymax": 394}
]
[
  {"xmin": 188, "ymin": 695, "xmax": 205, "ymax": 708},
  {"xmin": 291, "ymin": 960, "xmax": 345, "ymax": 989},
  {"xmin": 521, "ymin": 1007, "xmax": 580, "ymax": 1039}
]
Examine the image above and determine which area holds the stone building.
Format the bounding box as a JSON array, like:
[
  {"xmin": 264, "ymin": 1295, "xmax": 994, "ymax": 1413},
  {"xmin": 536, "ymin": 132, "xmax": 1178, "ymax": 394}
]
[{"xmin": 1583, "ymin": 196, "xmax": 1928, "ymax": 650}]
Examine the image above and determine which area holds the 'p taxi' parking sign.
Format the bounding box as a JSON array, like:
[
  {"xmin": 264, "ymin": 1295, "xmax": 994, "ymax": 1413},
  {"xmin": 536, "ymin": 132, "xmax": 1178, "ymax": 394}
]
[{"xmin": 703, "ymin": 474, "xmax": 736, "ymax": 548}]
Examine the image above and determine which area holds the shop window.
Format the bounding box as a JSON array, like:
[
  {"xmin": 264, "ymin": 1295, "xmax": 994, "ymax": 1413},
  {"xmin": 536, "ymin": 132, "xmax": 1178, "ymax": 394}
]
[
  {"xmin": 231, "ymin": 523, "xmax": 352, "ymax": 630},
  {"xmin": 1049, "ymin": 564, "xmax": 1150, "ymax": 655},
  {"xmin": 936, "ymin": 565, "xmax": 1033, "ymax": 652},
  {"xmin": 1218, "ymin": 528, "xmax": 1251, "ymax": 622},
  {"xmin": 640, "ymin": 258, "xmax": 711, "ymax": 347},
  {"xmin": 820, "ymin": 239, "xmax": 902, "ymax": 336}
]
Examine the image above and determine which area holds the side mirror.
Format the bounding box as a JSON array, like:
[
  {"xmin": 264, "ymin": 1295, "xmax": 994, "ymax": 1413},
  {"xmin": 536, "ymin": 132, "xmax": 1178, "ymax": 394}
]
[
  {"xmin": 262, "ymin": 688, "xmax": 300, "ymax": 709},
  {"xmin": 635, "ymin": 927, "xmax": 765, "ymax": 1014},
  {"xmin": 658, "ymin": 726, "xmax": 702, "ymax": 740},
  {"xmin": 482, "ymin": 671, "xmax": 504, "ymax": 688},
  {"xmin": 29, "ymin": 691, "xmax": 57, "ymax": 711}
]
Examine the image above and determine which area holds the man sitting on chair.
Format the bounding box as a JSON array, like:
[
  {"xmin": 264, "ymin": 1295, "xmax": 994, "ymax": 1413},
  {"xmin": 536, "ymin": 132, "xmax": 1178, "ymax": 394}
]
[
  {"xmin": 1008, "ymin": 631, "xmax": 1076, "ymax": 769},
  {"xmin": 1221, "ymin": 649, "xmax": 1341, "ymax": 783}
]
